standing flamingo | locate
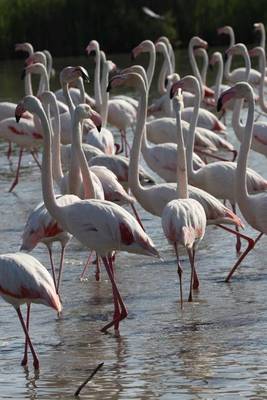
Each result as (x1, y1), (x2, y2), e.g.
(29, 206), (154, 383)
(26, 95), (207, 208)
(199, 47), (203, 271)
(16, 96), (159, 334)
(0, 252), (61, 369)
(217, 82), (267, 281)
(162, 91), (206, 307)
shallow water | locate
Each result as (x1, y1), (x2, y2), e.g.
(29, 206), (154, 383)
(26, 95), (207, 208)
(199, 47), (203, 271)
(0, 49), (267, 399)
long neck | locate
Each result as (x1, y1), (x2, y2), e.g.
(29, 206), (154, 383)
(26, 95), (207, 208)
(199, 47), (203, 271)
(100, 61), (109, 127)
(25, 73), (33, 96)
(187, 80), (201, 178)
(94, 45), (102, 110)
(62, 81), (75, 117)
(129, 80), (147, 197)
(76, 77), (85, 103)
(37, 66), (50, 96)
(146, 45), (156, 90)
(72, 116), (96, 199)
(235, 89), (254, 208)
(169, 43), (175, 73)
(214, 55), (224, 102)
(37, 103), (64, 223)
(232, 47), (251, 132)
(257, 49), (267, 112)
(157, 47), (172, 95)
(175, 105), (188, 199)
(260, 25), (266, 49)
(224, 29), (235, 80)
(189, 43), (204, 99)
(199, 49), (209, 85)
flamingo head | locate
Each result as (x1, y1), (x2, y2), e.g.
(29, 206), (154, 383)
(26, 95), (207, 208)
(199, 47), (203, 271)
(172, 89), (184, 112)
(131, 40), (154, 59)
(60, 66), (90, 85)
(190, 36), (208, 50)
(106, 60), (117, 74)
(209, 51), (222, 70)
(15, 42), (34, 55)
(25, 51), (46, 67)
(107, 71), (146, 92)
(254, 22), (264, 32)
(74, 104), (102, 132)
(217, 25), (233, 36)
(170, 75), (199, 99)
(248, 46), (262, 58)
(21, 62), (46, 80)
(85, 40), (99, 56)
(15, 95), (42, 123)
(217, 82), (253, 112)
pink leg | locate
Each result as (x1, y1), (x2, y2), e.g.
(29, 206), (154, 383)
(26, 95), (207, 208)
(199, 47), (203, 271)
(254, 232), (264, 246)
(174, 242), (183, 308)
(217, 224), (255, 282)
(47, 246), (57, 290)
(21, 303), (31, 366)
(231, 150), (238, 162)
(187, 249), (195, 302)
(7, 141), (12, 160)
(8, 148), (23, 192)
(56, 244), (66, 293)
(231, 203), (242, 253)
(192, 249), (200, 290)
(100, 256), (128, 334)
(95, 256), (101, 281)
(30, 150), (42, 170)
(80, 251), (94, 280)
(16, 306), (39, 370)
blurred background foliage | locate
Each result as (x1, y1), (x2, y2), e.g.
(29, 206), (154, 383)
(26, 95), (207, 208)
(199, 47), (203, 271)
(0, 0), (266, 59)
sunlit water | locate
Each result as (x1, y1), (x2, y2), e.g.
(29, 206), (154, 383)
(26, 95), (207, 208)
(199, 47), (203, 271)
(0, 48), (267, 399)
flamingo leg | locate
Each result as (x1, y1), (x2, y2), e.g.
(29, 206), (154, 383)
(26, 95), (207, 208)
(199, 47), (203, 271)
(21, 303), (31, 367)
(30, 150), (42, 170)
(231, 203), (242, 253)
(187, 248), (195, 302)
(56, 244), (66, 293)
(16, 306), (39, 370)
(231, 150), (238, 162)
(192, 249), (200, 290)
(254, 232), (264, 246)
(80, 251), (94, 281)
(130, 202), (145, 231)
(217, 224), (255, 282)
(47, 245), (57, 290)
(95, 256), (101, 282)
(6, 141), (13, 161)
(174, 242), (183, 308)
(100, 256), (128, 334)
(8, 147), (23, 192)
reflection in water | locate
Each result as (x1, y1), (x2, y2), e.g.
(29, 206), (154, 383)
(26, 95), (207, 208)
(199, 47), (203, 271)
(1, 52), (267, 399)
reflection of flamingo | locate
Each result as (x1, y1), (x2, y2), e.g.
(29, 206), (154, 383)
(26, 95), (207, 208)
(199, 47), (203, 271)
(0, 252), (61, 369)
(217, 82), (266, 281)
(16, 96), (159, 335)
(162, 91), (206, 307)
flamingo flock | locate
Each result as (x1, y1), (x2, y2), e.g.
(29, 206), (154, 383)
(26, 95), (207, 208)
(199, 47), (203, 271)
(1, 22), (267, 372)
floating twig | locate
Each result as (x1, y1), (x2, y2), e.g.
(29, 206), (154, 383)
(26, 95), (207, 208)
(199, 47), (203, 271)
(74, 362), (104, 396)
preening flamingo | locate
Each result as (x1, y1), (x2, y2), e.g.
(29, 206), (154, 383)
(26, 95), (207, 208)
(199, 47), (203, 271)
(217, 82), (267, 281)
(0, 252), (61, 369)
(16, 96), (159, 335)
(162, 91), (206, 307)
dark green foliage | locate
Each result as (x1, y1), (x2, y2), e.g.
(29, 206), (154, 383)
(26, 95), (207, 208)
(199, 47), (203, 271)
(0, 0), (266, 59)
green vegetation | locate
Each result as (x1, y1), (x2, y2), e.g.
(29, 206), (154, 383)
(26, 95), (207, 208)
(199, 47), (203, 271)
(0, 0), (266, 59)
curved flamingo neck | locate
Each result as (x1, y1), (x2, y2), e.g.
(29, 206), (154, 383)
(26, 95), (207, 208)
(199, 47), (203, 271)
(189, 42), (204, 99)
(129, 77), (148, 197)
(235, 87), (255, 210)
(259, 25), (266, 49)
(146, 42), (156, 90)
(76, 77), (86, 103)
(93, 44), (102, 110)
(174, 102), (188, 199)
(213, 53), (224, 102)
(37, 65), (50, 96)
(187, 78), (201, 179)
(62, 80), (75, 117)
(197, 48), (209, 85)
(232, 46), (251, 134)
(256, 48), (267, 112)
(224, 28), (235, 80)
(100, 57), (109, 127)
(72, 113), (96, 199)
(157, 44), (172, 95)
(35, 101), (64, 224)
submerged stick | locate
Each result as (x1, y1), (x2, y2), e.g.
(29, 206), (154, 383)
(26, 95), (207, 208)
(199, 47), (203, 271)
(74, 362), (104, 396)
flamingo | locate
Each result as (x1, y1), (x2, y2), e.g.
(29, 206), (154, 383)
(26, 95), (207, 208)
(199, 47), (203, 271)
(16, 96), (159, 334)
(107, 72), (245, 266)
(217, 25), (263, 85)
(162, 90), (206, 307)
(170, 75), (267, 253)
(217, 82), (267, 281)
(0, 252), (61, 369)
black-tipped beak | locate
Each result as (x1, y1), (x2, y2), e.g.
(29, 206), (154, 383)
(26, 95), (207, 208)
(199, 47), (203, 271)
(97, 124), (102, 132)
(223, 52), (228, 63)
(81, 71), (90, 83)
(107, 82), (111, 92)
(164, 77), (168, 88)
(217, 97), (223, 112)
(21, 69), (26, 80)
(15, 114), (21, 123)
(170, 88), (175, 99)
